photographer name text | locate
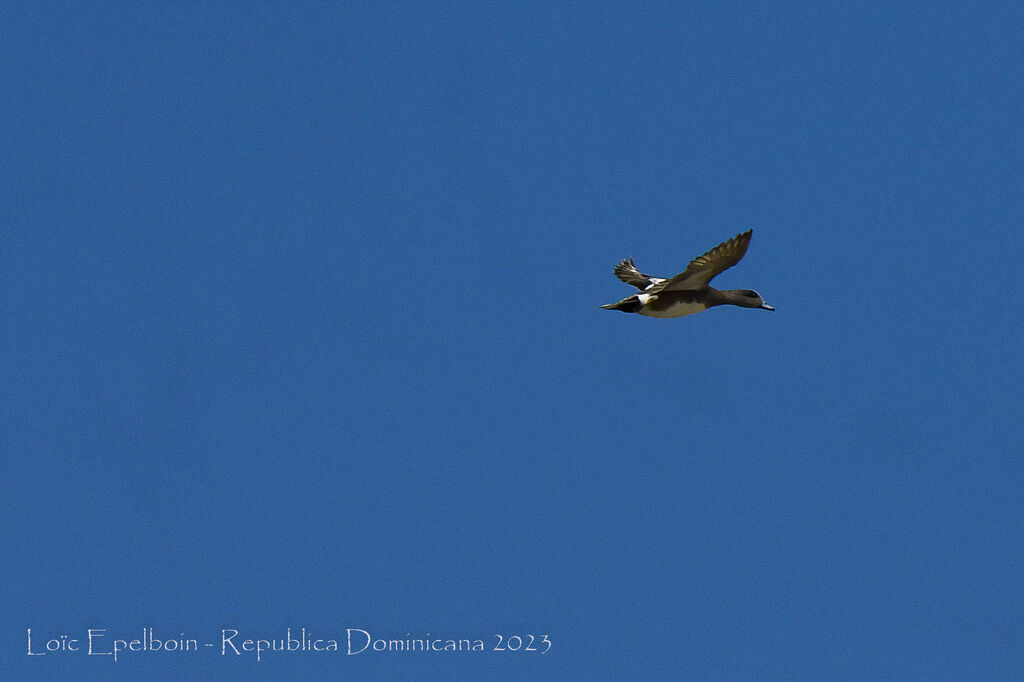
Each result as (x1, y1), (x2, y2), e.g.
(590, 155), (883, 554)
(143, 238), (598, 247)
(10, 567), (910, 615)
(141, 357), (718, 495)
(26, 627), (551, 662)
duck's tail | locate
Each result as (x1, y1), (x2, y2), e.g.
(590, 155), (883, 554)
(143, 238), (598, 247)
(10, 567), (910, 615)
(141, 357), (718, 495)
(600, 296), (642, 313)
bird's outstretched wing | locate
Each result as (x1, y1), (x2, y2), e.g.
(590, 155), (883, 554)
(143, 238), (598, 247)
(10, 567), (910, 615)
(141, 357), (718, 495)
(654, 230), (753, 292)
(613, 257), (667, 291)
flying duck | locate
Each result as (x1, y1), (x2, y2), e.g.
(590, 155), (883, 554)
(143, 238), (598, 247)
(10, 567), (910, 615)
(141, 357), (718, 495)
(601, 229), (774, 318)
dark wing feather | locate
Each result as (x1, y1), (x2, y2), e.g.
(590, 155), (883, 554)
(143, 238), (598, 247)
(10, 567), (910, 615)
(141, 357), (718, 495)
(654, 230), (753, 292)
(613, 257), (666, 291)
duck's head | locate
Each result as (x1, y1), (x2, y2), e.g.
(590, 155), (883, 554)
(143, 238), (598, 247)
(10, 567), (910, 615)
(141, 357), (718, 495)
(726, 289), (774, 311)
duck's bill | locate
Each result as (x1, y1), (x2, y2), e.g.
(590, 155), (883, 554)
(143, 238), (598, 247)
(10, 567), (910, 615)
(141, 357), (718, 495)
(760, 303), (775, 311)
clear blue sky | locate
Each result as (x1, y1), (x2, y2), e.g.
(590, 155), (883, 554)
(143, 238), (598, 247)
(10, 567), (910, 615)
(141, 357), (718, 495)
(3, 3), (1022, 680)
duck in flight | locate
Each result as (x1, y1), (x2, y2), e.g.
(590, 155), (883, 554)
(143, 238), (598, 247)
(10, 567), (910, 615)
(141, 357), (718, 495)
(601, 230), (774, 318)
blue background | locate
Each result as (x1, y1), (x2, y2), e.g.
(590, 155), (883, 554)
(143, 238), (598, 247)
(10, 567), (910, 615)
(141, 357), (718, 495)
(3, 3), (1022, 679)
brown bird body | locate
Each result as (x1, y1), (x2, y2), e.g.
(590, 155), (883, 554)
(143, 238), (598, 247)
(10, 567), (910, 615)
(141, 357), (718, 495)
(601, 230), (774, 318)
